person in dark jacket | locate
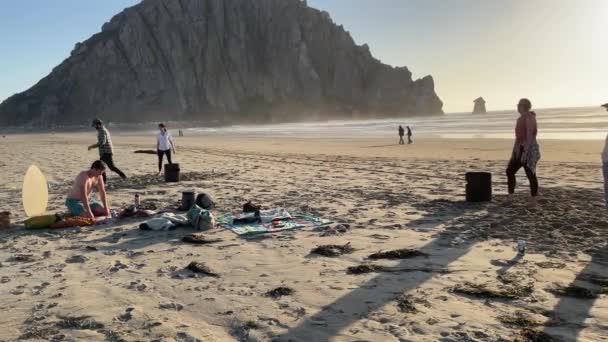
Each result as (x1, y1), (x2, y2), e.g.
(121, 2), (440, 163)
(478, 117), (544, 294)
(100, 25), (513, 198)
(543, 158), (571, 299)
(398, 125), (405, 145)
(407, 126), (413, 144)
(88, 119), (127, 183)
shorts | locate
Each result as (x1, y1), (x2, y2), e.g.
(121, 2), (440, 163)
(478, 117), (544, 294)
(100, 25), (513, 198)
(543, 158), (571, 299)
(66, 198), (102, 216)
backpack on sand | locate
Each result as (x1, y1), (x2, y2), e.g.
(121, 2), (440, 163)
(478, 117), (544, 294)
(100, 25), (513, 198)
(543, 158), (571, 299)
(187, 205), (216, 231)
(196, 193), (215, 210)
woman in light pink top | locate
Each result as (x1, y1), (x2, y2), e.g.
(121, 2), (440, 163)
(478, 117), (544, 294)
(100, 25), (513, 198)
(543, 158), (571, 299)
(506, 98), (540, 204)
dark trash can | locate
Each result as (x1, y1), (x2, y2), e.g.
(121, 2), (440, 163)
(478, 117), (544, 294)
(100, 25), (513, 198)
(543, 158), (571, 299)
(466, 172), (492, 202)
(164, 163), (180, 182)
(181, 190), (196, 211)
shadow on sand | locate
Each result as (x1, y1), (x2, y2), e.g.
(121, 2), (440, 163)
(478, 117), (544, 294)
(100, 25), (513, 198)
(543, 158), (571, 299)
(271, 187), (608, 341)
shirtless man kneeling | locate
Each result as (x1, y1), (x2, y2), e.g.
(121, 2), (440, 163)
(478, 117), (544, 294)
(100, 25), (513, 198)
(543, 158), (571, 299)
(66, 160), (111, 219)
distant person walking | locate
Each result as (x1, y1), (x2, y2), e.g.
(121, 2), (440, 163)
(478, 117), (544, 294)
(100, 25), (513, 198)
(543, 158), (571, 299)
(506, 98), (540, 205)
(602, 131), (608, 208)
(88, 119), (127, 183)
(156, 123), (176, 175)
(398, 125), (405, 145)
(407, 126), (413, 144)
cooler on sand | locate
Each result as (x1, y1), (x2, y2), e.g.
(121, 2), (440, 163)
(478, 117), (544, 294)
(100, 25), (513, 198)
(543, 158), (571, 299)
(164, 163), (180, 182)
(466, 172), (492, 202)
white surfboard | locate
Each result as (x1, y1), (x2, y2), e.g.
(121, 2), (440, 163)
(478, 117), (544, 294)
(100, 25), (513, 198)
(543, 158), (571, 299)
(22, 165), (48, 217)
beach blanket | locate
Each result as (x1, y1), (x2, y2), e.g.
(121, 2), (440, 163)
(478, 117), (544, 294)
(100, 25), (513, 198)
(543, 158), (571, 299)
(217, 211), (332, 236)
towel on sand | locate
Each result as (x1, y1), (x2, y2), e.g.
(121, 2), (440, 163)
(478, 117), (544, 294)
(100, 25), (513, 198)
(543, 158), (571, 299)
(217, 211), (332, 236)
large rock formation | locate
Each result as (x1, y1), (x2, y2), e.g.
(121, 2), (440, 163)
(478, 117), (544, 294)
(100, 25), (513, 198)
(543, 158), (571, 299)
(602, 103), (608, 112)
(472, 97), (486, 114)
(0, 0), (443, 127)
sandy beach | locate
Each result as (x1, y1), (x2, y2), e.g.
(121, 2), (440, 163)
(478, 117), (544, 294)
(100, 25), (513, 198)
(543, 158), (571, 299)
(0, 132), (607, 341)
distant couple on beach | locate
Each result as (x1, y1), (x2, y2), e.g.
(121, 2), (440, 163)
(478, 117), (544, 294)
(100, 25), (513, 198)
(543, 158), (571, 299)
(507, 98), (540, 206)
(398, 125), (412, 145)
(88, 119), (177, 178)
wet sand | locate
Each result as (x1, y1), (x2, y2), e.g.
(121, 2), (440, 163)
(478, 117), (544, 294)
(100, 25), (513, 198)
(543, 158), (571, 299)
(0, 133), (607, 341)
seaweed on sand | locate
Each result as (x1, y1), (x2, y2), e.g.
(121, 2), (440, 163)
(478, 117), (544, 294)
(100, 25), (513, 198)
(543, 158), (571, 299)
(311, 243), (354, 257)
(535, 261), (566, 269)
(395, 294), (418, 313)
(514, 328), (557, 342)
(182, 234), (223, 245)
(19, 326), (60, 340)
(265, 286), (295, 299)
(368, 248), (428, 260)
(498, 311), (541, 328)
(55, 315), (104, 330)
(347, 264), (385, 274)
(546, 284), (598, 299)
(453, 281), (533, 299)
(229, 319), (260, 341)
(186, 262), (220, 277)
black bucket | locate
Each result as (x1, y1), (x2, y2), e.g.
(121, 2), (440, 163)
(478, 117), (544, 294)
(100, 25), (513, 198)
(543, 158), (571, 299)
(466, 172), (492, 202)
(164, 163), (180, 182)
(181, 191), (196, 211)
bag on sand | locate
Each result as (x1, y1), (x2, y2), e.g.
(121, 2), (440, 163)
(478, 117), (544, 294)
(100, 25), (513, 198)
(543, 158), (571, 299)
(196, 193), (215, 210)
(243, 201), (261, 213)
(187, 205), (216, 231)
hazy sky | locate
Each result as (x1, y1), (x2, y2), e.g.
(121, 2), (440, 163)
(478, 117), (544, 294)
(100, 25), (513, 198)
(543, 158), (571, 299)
(0, 0), (605, 113)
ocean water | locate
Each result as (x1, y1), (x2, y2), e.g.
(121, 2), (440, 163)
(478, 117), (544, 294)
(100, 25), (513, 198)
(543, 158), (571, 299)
(186, 107), (608, 140)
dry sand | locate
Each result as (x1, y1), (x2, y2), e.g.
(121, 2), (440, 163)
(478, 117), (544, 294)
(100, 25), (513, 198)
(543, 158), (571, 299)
(0, 133), (607, 342)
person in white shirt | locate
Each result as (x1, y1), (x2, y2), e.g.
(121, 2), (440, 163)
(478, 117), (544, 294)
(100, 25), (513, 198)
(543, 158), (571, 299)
(156, 123), (176, 175)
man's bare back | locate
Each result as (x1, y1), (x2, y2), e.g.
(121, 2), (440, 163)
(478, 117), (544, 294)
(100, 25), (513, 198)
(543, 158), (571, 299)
(67, 171), (101, 201)
(65, 161), (110, 218)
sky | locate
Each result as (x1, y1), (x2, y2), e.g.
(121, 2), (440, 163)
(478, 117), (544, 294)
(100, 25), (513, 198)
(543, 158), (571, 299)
(0, 0), (606, 113)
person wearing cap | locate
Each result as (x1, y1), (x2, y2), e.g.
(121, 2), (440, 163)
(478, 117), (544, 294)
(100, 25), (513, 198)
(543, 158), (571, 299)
(88, 119), (127, 182)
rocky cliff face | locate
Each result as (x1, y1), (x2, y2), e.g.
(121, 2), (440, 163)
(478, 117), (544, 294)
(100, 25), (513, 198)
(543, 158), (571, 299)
(0, 0), (443, 127)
